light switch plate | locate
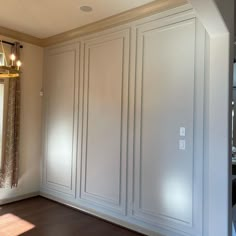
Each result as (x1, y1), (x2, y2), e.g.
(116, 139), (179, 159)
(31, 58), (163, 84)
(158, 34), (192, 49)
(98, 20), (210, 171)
(179, 140), (186, 150)
(180, 127), (186, 137)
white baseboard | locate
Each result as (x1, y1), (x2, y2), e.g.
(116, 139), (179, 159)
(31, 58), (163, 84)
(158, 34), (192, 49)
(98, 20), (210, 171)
(0, 192), (40, 205)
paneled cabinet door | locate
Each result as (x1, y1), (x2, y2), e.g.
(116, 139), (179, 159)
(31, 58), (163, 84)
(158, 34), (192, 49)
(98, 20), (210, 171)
(79, 29), (130, 215)
(132, 16), (205, 235)
(42, 43), (80, 198)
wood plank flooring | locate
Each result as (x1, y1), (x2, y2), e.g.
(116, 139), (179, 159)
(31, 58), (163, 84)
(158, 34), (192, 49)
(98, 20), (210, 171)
(0, 197), (145, 236)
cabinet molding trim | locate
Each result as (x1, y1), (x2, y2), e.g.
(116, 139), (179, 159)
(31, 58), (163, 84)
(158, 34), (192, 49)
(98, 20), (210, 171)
(42, 43), (80, 198)
(80, 29), (130, 215)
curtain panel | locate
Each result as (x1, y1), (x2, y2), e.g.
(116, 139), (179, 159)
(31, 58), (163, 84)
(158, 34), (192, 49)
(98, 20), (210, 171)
(0, 42), (21, 188)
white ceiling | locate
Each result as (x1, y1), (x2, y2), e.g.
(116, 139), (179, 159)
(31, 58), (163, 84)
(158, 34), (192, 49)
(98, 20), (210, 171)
(0, 0), (155, 38)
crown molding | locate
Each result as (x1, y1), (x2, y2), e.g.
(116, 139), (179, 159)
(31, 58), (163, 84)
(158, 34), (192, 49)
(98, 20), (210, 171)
(41, 0), (188, 47)
(0, 0), (188, 47)
(0, 26), (42, 46)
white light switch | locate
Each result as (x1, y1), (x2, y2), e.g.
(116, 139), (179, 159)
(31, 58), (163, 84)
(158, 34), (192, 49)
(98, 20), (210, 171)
(40, 88), (44, 97)
(179, 140), (186, 150)
(180, 127), (186, 137)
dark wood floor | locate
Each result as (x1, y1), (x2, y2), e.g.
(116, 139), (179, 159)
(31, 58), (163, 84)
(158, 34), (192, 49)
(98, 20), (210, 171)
(0, 196), (144, 236)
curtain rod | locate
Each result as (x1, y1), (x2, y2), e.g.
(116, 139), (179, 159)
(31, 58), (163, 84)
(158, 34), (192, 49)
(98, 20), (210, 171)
(1, 40), (23, 48)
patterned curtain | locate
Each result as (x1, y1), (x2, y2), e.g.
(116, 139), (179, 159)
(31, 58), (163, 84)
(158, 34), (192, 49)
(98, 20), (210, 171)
(0, 42), (21, 188)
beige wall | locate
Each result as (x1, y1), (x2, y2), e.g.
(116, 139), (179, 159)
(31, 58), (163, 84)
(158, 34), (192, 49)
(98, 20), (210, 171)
(0, 36), (43, 201)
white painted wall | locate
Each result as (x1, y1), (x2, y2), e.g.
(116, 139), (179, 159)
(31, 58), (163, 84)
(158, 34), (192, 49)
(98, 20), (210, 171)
(0, 36), (43, 201)
(189, 0), (234, 236)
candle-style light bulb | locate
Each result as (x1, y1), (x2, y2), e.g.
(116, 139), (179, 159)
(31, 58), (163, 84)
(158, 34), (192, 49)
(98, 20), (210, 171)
(10, 54), (16, 66)
(16, 60), (22, 70)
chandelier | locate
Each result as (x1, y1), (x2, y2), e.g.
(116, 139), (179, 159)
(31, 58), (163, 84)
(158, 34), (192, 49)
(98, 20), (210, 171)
(0, 40), (22, 78)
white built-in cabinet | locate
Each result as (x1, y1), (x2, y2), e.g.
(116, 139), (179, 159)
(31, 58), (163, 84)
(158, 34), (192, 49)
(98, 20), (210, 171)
(42, 43), (80, 197)
(41, 7), (205, 236)
(79, 29), (130, 215)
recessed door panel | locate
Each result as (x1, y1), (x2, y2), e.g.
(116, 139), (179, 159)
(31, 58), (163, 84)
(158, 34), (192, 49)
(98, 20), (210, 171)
(134, 19), (196, 224)
(43, 44), (79, 196)
(81, 30), (129, 214)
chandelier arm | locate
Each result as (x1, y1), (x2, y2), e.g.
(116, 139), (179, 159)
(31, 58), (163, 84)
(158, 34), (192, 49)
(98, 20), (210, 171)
(0, 41), (22, 78)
